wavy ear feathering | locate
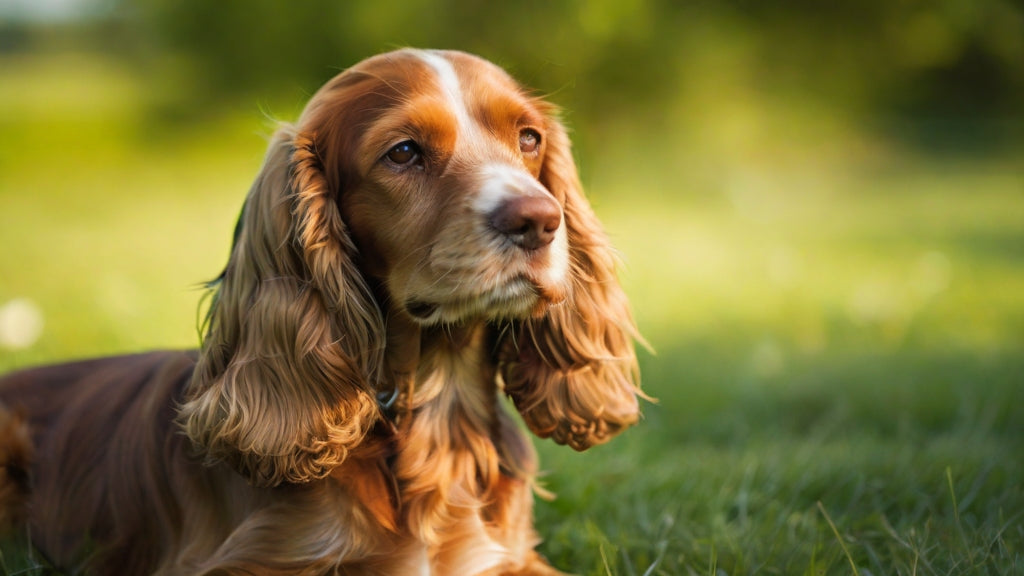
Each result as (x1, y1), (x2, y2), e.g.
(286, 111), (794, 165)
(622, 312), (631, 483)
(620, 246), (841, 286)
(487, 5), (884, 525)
(178, 126), (385, 488)
(498, 110), (644, 451)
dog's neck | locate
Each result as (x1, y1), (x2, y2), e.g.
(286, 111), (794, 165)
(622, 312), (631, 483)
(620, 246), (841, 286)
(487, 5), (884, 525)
(380, 309), (497, 421)
(390, 320), (508, 551)
(410, 322), (493, 413)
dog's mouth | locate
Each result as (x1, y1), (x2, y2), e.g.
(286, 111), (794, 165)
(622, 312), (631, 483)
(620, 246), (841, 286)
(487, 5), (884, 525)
(405, 275), (560, 325)
(405, 300), (440, 321)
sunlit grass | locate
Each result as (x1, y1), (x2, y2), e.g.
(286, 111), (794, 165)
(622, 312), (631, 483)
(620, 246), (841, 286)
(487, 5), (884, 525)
(1, 52), (1022, 575)
(601, 164), (1024, 350)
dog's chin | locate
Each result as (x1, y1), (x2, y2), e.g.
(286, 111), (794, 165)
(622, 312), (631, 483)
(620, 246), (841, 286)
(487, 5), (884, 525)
(404, 276), (565, 326)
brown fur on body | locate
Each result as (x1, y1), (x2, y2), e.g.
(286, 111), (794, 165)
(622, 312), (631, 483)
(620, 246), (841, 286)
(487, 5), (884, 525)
(0, 49), (641, 575)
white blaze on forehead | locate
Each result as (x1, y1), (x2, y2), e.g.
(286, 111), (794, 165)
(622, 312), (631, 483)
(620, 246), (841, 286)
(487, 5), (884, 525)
(414, 50), (475, 133)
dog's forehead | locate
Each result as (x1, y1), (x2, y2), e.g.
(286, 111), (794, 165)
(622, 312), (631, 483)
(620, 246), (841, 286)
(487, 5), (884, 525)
(416, 50), (519, 95)
(347, 49), (529, 119)
(361, 49), (514, 87)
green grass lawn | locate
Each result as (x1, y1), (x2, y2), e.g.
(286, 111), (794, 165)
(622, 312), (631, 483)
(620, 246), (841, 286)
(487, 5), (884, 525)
(1, 53), (1022, 575)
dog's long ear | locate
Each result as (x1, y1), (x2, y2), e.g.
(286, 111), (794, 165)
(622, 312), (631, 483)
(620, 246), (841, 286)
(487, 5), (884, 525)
(499, 112), (643, 451)
(180, 127), (384, 487)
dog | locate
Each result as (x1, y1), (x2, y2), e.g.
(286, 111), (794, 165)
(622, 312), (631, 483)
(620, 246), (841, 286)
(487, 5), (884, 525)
(0, 48), (641, 575)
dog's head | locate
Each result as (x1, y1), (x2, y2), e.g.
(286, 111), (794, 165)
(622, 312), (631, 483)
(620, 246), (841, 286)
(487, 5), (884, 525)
(309, 50), (571, 324)
(180, 49), (641, 487)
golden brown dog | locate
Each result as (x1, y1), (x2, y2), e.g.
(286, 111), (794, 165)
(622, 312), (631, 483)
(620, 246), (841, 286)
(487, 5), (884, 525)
(0, 49), (641, 575)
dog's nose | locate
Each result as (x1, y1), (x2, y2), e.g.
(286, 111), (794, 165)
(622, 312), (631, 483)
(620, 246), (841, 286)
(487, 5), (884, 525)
(489, 195), (562, 250)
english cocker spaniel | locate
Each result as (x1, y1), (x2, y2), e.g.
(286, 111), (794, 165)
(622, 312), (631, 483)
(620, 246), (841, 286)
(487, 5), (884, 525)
(0, 49), (641, 575)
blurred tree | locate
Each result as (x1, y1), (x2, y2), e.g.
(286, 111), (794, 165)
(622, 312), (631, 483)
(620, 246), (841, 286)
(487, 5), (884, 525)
(1, 0), (1020, 151)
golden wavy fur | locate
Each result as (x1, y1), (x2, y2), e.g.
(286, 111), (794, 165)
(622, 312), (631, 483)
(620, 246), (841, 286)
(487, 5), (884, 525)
(0, 49), (641, 575)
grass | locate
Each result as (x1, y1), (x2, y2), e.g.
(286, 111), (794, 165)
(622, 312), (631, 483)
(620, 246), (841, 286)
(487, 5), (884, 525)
(533, 346), (1022, 575)
(1, 52), (1022, 575)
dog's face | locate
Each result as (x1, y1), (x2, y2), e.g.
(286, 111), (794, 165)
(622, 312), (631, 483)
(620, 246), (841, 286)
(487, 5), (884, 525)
(301, 49), (570, 326)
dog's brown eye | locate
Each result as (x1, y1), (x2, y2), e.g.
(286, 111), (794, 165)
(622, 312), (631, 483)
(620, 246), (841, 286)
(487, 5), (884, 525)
(385, 141), (421, 166)
(519, 130), (540, 155)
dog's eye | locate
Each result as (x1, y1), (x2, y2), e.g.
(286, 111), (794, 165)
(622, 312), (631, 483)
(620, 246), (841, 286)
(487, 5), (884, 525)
(384, 141), (421, 167)
(519, 129), (541, 155)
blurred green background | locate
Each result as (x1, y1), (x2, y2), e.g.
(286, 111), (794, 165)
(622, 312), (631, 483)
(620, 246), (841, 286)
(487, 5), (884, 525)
(1, 1), (1022, 574)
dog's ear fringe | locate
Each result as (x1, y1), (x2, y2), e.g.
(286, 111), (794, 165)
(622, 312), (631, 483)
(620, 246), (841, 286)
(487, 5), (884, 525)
(179, 126), (384, 487)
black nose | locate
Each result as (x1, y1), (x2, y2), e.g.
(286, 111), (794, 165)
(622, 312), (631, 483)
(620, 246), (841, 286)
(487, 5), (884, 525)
(489, 195), (562, 250)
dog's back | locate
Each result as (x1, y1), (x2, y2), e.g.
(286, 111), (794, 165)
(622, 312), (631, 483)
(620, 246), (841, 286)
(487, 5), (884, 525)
(0, 351), (197, 573)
